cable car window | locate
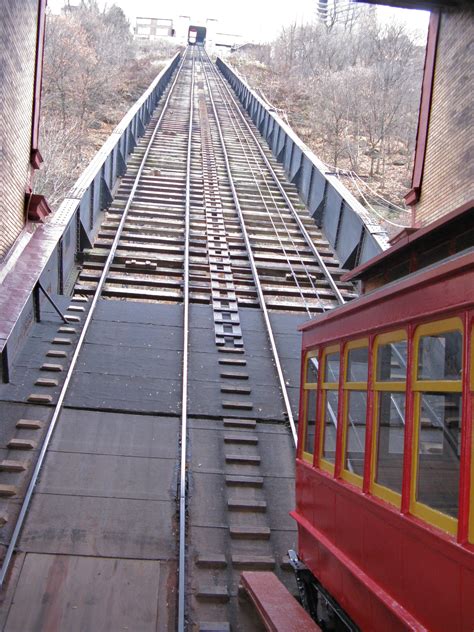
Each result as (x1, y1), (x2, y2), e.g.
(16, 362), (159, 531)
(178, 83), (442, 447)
(324, 352), (340, 383)
(372, 332), (407, 507)
(418, 331), (462, 380)
(320, 346), (340, 473)
(377, 340), (407, 381)
(341, 340), (369, 487)
(302, 352), (318, 463)
(411, 318), (463, 536)
(344, 391), (367, 476)
(322, 390), (338, 464)
(375, 392), (406, 496)
(304, 389), (317, 458)
(416, 393), (461, 518)
(347, 347), (369, 382)
(307, 355), (319, 385)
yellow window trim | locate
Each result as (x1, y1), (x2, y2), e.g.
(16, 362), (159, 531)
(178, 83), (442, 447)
(414, 317), (463, 339)
(410, 391), (459, 536)
(413, 317), (463, 385)
(341, 469), (363, 487)
(320, 458), (335, 475)
(372, 481), (401, 509)
(409, 318), (463, 537)
(345, 382), (367, 391)
(373, 329), (407, 387)
(346, 338), (369, 350)
(374, 382), (406, 392)
(375, 329), (407, 346)
(302, 351), (318, 463)
(410, 500), (458, 536)
(413, 381), (462, 393)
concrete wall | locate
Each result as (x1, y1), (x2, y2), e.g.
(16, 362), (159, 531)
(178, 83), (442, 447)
(0, 0), (38, 260)
(415, 10), (474, 226)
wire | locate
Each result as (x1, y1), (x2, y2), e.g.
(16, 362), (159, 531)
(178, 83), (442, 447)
(212, 71), (316, 315)
(348, 172), (410, 228)
(207, 53), (330, 314)
(210, 54), (345, 306)
(324, 161), (411, 213)
(350, 170), (411, 213)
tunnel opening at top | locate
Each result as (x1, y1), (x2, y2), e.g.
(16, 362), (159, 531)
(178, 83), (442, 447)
(189, 25), (206, 43)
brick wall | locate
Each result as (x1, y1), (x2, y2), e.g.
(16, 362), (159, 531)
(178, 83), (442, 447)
(415, 10), (474, 227)
(0, 1), (38, 260)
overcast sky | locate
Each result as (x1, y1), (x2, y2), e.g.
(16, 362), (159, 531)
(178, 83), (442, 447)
(48, 1), (430, 42)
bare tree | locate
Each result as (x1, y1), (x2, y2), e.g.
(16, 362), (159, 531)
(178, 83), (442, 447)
(36, 3), (178, 207)
(231, 7), (425, 208)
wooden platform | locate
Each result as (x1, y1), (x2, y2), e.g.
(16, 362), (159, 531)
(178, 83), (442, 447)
(240, 571), (321, 632)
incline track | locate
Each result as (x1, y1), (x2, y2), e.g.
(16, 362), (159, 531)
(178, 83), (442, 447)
(0, 46), (356, 632)
(77, 53), (355, 313)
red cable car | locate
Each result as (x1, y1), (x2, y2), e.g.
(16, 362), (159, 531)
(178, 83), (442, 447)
(292, 219), (474, 630)
(188, 27), (197, 45)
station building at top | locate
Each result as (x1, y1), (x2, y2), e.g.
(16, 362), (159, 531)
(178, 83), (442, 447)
(0, 0), (48, 262)
(350, 0), (473, 291)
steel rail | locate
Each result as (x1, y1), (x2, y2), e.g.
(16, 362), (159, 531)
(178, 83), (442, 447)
(204, 50), (345, 306)
(178, 47), (195, 632)
(214, 100), (328, 312)
(207, 66), (326, 315)
(0, 49), (189, 588)
(199, 49), (298, 445)
(210, 84), (315, 316)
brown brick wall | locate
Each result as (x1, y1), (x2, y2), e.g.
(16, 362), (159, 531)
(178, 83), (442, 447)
(0, 1), (38, 260)
(415, 10), (474, 227)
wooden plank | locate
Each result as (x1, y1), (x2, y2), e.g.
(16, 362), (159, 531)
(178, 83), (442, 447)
(4, 554), (167, 632)
(240, 571), (321, 632)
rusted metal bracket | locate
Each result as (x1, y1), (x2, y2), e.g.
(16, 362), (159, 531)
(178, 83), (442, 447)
(34, 282), (68, 324)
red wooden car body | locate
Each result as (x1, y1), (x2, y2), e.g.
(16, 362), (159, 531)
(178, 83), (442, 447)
(293, 251), (474, 631)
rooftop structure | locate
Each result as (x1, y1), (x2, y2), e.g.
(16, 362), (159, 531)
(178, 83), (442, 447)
(134, 16), (174, 41)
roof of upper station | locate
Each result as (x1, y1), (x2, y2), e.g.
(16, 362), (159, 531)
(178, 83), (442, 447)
(341, 201), (473, 284)
(356, 1), (472, 11)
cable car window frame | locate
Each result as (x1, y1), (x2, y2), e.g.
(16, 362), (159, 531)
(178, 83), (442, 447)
(410, 317), (464, 537)
(301, 349), (319, 464)
(319, 344), (340, 475)
(341, 338), (369, 488)
(370, 330), (407, 509)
